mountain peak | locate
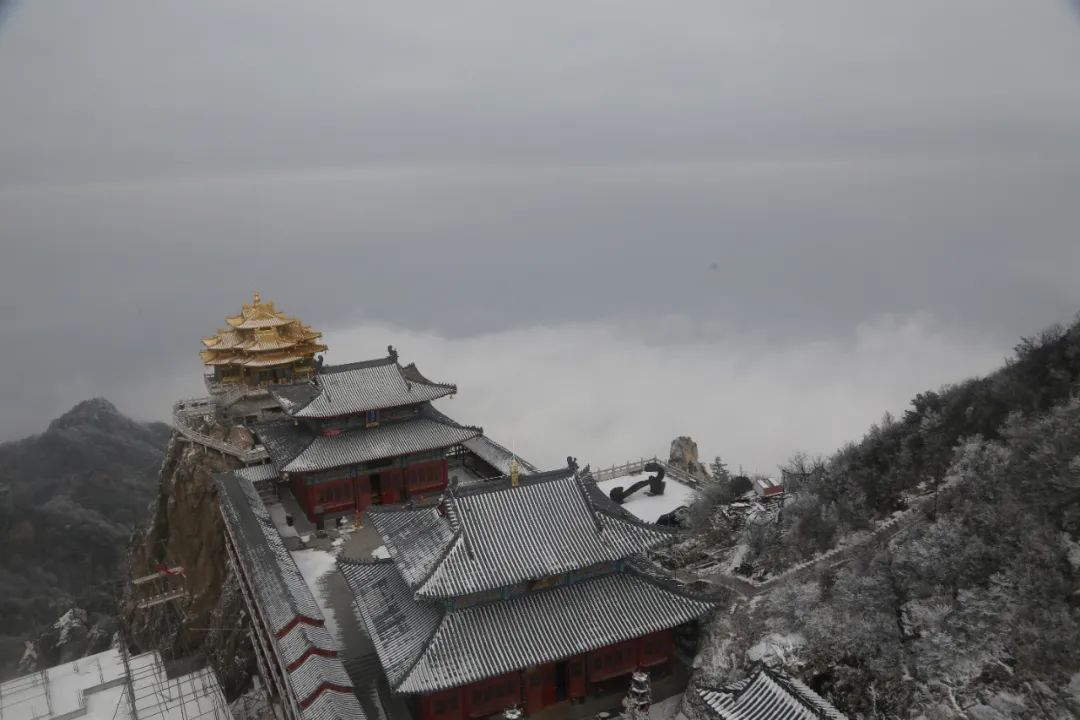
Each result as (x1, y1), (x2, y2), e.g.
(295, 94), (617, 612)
(48, 398), (124, 432)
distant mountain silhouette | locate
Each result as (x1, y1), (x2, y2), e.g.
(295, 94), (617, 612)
(0, 398), (170, 677)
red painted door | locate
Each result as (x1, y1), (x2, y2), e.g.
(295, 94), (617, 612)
(567, 656), (586, 700)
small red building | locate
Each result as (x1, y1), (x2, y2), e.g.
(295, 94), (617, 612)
(255, 349), (484, 522)
(342, 466), (716, 720)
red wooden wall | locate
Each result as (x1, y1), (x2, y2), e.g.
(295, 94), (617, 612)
(464, 672), (520, 719)
(637, 630), (673, 668)
(524, 663), (555, 714)
(587, 639), (638, 682)
(413, 630), (674, 720)
(294, 459), (450, 521)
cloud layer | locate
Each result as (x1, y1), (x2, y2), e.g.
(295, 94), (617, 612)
(121, 312), (1003, 473)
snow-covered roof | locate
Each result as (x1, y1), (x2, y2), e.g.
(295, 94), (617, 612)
(255, 405), (481, 474)
(368, 469), (676, 599)
(341, 559), (715, 694)
(699, 667), (847, 720)
(215, 471), (364, 720)
(0, 648), (229, 720)
(269, 356), (456, 419)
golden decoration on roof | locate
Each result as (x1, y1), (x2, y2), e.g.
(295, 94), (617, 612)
(201, 291), (328, 386)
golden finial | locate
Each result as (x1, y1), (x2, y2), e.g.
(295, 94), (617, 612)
(510, 438), (519, 487)
(253, 290), (261, 305)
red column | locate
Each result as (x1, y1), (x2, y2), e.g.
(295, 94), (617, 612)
(354, 475), (372, 513)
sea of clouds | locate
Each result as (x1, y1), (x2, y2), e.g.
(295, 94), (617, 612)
(125, 312), (1006, 474)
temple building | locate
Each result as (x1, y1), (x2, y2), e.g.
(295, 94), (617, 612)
(202, 291), (327, 389)
(194, 293), (532, 521)
(695, 667), (847, 720)
(253, 346), (525, 523)
(341, 465), (716, 720)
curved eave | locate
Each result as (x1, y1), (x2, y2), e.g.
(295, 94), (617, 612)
(294, 384), (455, 420)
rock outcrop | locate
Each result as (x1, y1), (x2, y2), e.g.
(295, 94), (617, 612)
(126, 423), (254, 698)
(669, 436), (711, 479)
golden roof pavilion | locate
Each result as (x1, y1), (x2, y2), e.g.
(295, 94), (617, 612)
(201, 292), (327, 386)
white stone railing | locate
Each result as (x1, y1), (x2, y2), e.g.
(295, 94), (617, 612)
(173, 397), (268, 464)
(592, 456), (710, 489)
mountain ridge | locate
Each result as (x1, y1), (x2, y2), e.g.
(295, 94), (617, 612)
(0, 397), (170, 678)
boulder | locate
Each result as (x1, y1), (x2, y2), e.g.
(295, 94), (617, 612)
(226, 425), (255, 450)
(669, 436), (710, 478)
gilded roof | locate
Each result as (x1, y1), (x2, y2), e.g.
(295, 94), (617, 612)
(201, 292), (327, 370)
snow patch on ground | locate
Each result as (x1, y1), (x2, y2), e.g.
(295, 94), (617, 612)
(267, 502), (299, 538)
(371, 545), (391, 560)
(596, 474), (698, 523)
(650, 694), (682, 720)
(1064, 533), (1080, 571)
(747, 632), (806, 667)
(724, 544), (749, 574)
(291, 548), (341, 642)
(1068, 672), (1080, 704)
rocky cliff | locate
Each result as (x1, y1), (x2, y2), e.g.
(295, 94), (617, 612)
(126, 418), (256, 698)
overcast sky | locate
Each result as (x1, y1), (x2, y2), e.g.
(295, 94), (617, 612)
(2, 1), (1079, 471)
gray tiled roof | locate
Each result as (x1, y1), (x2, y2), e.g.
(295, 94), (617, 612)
(302, 690), (369, 720)
(342, 560), (714, 694)
(278, 622), (336, 668)
(461, 436), (539, 476)
(288, 654), (353, 707)
(269, 356), (456, 419)
(366, 505), (455, 589)
(235, 463), (279, 483)
(254, 421), (314, 473)
(217, 473), (323, 632)
(256, 406), (481, 474)
(368, 470), (675, 599)
(699, 668), (847, 720)
(215, 471), (365, 720)
(338, 561), (442, 688)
